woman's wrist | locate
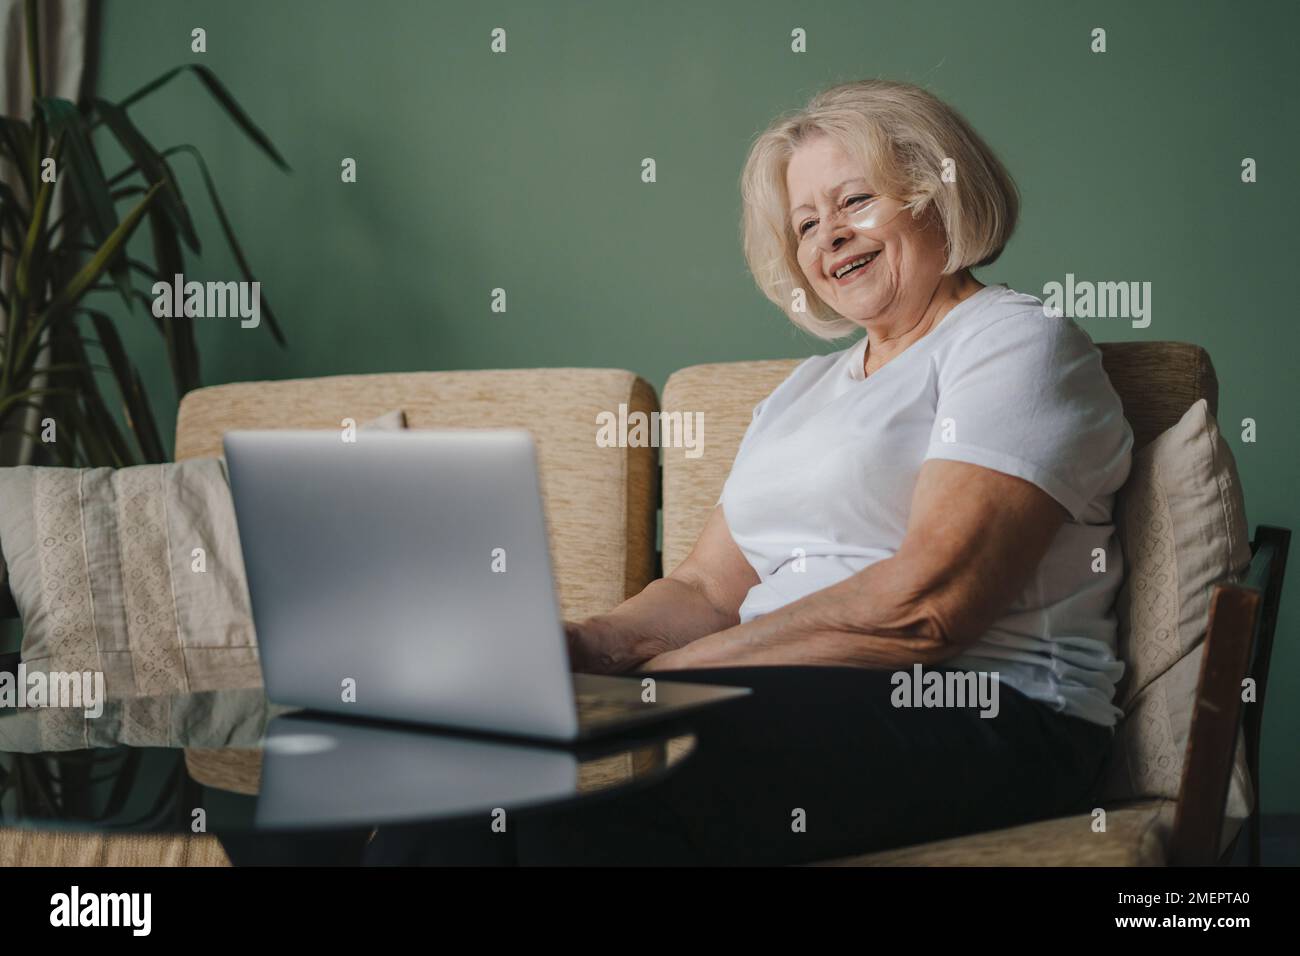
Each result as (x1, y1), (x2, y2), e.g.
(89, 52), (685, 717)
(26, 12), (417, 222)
(579, 615), (667, 674)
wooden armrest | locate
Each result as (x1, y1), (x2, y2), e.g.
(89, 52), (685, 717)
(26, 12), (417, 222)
(1168, 526), (1290, 865)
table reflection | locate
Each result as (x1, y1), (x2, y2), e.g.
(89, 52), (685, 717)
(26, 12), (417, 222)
(0, 686), (695, 833)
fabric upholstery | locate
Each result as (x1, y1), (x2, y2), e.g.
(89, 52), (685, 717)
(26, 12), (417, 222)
(818, 799), (1173, 866)
(173, 369), (659, 620)
(0, 829), (231, 867)
(0, 412), (404, 698)
(1101, 398), (1254, 829)
(662, 359), (799, 573)
(0, 687), (283, 753)
(0, 458), (259, 697)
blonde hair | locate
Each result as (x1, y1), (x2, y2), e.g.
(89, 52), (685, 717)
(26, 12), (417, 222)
(740, 79), (1020, 339)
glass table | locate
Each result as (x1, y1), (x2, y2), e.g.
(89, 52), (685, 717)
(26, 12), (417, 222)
(0, 686), (697, 849)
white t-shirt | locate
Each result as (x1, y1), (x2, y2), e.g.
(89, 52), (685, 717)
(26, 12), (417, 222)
(718, 283), (1134, 727)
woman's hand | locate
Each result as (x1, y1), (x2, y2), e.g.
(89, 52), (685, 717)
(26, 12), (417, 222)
(639, 648), (689, 672)
(559, 506), (755, 674)
(626, 459), (1073, 671)
(563, 618), (612, 673)
(564, 617), (678, 675)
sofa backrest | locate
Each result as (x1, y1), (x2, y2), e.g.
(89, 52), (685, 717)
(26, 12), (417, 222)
(174, 369), (659, 621)
(660, 359), (800, 573)
(658, 341), (1218, 572)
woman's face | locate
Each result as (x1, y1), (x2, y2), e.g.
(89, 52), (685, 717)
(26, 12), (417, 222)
(787, 136), (947, 327)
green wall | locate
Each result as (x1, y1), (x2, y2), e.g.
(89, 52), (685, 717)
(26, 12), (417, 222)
(94, 0), (1300, 810)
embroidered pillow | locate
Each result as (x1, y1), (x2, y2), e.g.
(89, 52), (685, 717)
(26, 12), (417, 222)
(1101, 398), (1253, 845)
(0, 410), (407, 699)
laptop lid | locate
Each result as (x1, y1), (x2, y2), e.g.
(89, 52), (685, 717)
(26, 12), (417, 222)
(223, 429), (579, 740)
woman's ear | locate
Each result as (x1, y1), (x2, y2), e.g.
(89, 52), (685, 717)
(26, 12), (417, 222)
(912, 200), (944, 234)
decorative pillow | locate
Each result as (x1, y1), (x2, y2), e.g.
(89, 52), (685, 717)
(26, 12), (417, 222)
(0, 687), (289, 753)
(1101, 398), (1254, 835)
(0, 410), (407, 700)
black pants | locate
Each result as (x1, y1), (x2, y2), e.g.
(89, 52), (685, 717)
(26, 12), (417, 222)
(363, 665), (1114, 866)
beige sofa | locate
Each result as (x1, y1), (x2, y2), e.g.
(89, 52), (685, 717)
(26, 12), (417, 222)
(0, 343), (1288, 866)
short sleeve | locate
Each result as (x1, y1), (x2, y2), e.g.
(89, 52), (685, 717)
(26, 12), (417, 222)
(716, 396), (769, 506)
(736, 396), (769, 456)
(924, 312), (1133, 521)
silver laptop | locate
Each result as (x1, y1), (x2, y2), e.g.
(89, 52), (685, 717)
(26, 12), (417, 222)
(223, 428), (749, 741)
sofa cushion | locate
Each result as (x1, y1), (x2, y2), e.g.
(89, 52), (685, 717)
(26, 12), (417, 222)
(661, 360), (800, 571)
(1101, 398), (1253, 829)
(0, 686), (281, 753)
(0, 411), (405, 699)
(173, 369), (658, 620)
(0, 830), (231, 867)
(0, 458), (259, 697)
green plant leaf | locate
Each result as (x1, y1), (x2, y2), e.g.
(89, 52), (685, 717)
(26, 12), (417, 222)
(127, 288), (166, 338)
(0, 386), (80, 419)
(84, 311), (166, 462)
(36, 97), (134, 310)
(14, 153), (56, 302)
(0, 181), (30, 254)
(58, 242), (162, 281)
(0, 118), (35, 202)
(145, 200), (200, 395)
(92, 98), (200, 253)
(115, 65), (290, 171)
(163, 145), (287, 347)
(40, 182), (161, 321)
(36, 99), (115, 240)
(49, 321), (135, 467)
(44, 185), (148, 243)
(9, 360), (97, 379)
(72, 393), (131, 467)
(0, 406), (61, 451)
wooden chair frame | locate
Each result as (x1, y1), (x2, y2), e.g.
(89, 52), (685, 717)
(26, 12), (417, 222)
(1169, 524), (1290, 866)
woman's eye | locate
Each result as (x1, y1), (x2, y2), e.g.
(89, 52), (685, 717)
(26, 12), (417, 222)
(799, 195), (874, 237)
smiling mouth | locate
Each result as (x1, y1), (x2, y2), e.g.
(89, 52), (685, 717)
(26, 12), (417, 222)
(832, 251), (880, 283)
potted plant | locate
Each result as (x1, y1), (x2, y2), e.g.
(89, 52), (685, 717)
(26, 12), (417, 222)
(0, 0), (289, 826)
(0, 0), (289, 470)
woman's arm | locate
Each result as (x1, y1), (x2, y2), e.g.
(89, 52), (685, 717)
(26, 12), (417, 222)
(565, 505), (760, 673)
(641, 457), (1070, 671)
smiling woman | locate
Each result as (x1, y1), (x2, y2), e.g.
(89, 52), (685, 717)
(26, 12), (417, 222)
(372, 79), (1134, 867)
(749, 79), (1019, 341)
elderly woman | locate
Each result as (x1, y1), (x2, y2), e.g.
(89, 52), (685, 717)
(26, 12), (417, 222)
(374, 79), (1133, 867)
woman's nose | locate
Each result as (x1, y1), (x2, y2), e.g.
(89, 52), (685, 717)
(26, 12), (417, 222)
(818, 218), (856, 252)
